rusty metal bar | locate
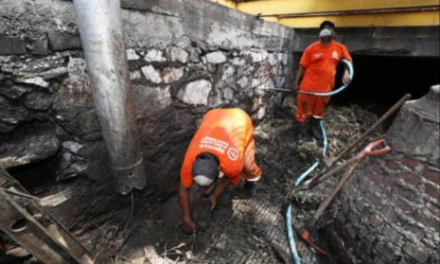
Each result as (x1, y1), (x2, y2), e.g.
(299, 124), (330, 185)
(262, 5), (439, 18)
(72, 0), (146, 194)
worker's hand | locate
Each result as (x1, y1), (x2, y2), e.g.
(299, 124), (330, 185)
(183, 218), (196, 234)
(210, 194), (217, 211)
(342, 74), (351, 85)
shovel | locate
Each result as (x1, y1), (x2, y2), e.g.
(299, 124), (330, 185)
(293, 139), (391, 254)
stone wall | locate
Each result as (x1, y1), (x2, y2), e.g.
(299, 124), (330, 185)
(0, 0), (295, 197)
(329, 86), (440, 264)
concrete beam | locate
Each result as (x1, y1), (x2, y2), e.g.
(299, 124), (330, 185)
(212, 0), (439, 28)
(293, 26), (440, 57)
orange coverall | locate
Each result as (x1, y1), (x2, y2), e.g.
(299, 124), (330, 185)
(295, 41), (352, 123)
(181, 108), (262, 188)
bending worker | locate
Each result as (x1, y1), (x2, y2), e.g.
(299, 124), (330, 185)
(179, 108), (262, 233)
(293, 20), (353, 140)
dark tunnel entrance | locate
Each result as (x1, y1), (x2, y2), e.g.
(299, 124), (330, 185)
(331, 55), (440, 112)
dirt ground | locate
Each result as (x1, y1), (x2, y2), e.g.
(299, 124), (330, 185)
(1, 98), (383, 264)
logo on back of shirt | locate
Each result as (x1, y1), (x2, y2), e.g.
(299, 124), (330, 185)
(227, 147), (239, 161)
(332, 51), (339, 60)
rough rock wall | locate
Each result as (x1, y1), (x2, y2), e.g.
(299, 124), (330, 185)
(329, 86), (440, 264)
(0, 0), (295, 197)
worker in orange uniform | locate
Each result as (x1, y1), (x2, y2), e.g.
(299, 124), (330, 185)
(293, 21), (353, 140)
(179, 108), (262, 233)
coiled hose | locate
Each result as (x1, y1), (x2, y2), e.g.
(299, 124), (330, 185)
(286, 59), (353, 264)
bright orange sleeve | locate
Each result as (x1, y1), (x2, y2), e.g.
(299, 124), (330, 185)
(242, 138), (262, 179)
(340, 44), (352, 62)
(299, 46), (312, 68)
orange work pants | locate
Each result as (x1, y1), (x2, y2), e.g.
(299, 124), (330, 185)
(295, 94), (331, 123)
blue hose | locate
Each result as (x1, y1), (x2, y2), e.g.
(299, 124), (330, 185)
(295, 161), (319, 187)
(295, 120), (327, 187)
(300, 59), (354, 97)
(321, 121), (328, 156)
(286, 59), (353, 264)
(286, 204), (302, 264)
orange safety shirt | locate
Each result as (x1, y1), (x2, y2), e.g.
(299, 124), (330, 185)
(181, 108), (261, 188)
(299, 41), (352, 93)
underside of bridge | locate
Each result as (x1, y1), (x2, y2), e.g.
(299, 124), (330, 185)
(0, 0), (439, 264)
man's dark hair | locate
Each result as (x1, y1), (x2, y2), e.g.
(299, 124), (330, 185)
(320, 20), (335, 30)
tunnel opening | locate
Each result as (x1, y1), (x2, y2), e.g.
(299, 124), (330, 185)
(331, 55), (439, 117)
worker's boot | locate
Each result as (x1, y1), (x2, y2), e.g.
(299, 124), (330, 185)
(310, 118), (323, 140)
(293, 123), (304, 141)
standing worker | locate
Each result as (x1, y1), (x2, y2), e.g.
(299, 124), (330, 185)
(293, 21), (353, 140)
(179, 108), (262, 233)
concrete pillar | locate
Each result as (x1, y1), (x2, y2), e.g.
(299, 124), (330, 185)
(73, 0), (146, 194)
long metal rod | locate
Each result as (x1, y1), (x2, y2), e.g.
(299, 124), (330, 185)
(307, 160), (362, 230)
(327, 93), (411, 170)
(73, 0), (146, 194)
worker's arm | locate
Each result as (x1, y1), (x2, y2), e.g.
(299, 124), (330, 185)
(210, 177), (231, 211)
(292, 66), (305, 91)
(342, 67), (351, 84)
(179, 183), (196, 233)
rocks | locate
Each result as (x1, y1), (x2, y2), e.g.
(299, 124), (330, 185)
(16, 77), (50, 88)
(176, 35), (192, 50)
(232, 58), (246, 67)
(237, 76), (249, 89)
(204, 51), (227, 64)
(141, 65), (161, 84)
(31, 37), (49, 55)
(52, 108), (101, 141)
(38, 67), (68, 80)
(53, 58), (93, 110)
(0, 84), (31, 100)
(23, 91), (52, 111)
(48, 32), (82, 51)
(248, 51), (268, 63)
(56, 141), (89, 181)
(404, 243), (429, 263)
(215, 234), (228, 250)
(281, 53), (289, 65)
(0, 97), (30, 132)
(130, 70), (142, 81)
(126, 49), (140, 61)
(0, 124), (60, 168)
(131, 85), (172, 116)
(144, 49), (166, 62)
(56, 151), (88, 181)
(178, 80), (212, 105)
(0, 35), (26, 55)
(141, 65), (184, 84)
(268, 53), (278, 66)
(166, 47), (189, 64)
